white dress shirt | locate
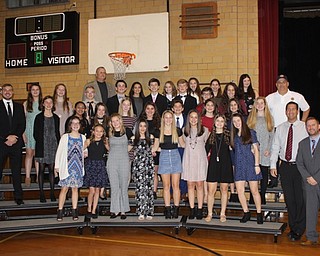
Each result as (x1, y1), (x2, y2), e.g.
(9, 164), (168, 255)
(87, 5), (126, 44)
(2, 99), (13, 115)
(270, 120), (308, 168)
(174, 114), (184, 128)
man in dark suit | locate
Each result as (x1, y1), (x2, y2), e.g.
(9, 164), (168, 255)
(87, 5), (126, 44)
(143, 78), (167, 116)
(0, 84), (26, 205)
(107, 79), (128, 115)
(174, 79), (197, 115)
(297, 117), (320, 246)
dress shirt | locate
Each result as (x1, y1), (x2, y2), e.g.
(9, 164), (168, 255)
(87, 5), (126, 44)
(2, 99), (13, 115)
(178, 94), (187, 104)
(266, 90), (310, 127)
(270, 120), (308, 168)
(310, 134), (320, 155)
(174, 114), (184, 128)
(151, 93), (158, 103)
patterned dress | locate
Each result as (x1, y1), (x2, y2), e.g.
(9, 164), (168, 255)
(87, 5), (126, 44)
(59, 135), (84, 187)
(83, 140), (108, 187)
(132, 138), (155, 216)
(25, 101), (41, 149)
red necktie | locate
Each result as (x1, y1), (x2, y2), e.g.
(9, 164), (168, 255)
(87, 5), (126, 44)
(285, 124), (293, 161)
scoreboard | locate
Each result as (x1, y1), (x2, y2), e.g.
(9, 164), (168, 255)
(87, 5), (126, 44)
(5, 11), (79, 68)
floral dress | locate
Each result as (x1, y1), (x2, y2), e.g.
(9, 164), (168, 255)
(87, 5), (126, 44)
(132, 138), (155, 217)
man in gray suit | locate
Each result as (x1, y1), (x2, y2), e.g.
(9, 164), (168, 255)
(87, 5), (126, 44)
(297, 117), (320, 246)
(83, 66), (116, 106)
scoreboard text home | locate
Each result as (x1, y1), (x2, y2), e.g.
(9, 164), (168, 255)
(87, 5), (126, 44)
(5, 11), (79, 68)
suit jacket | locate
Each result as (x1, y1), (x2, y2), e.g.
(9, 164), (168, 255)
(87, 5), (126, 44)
(107, 95), (122, 115)
(83, 80), (116, 105)
(34, 112), (60, 158)
(0, 100), (25, 145)
(143, 94), (167, 116)
(297, 137), (320, 185)
(174, 95), (197, 115)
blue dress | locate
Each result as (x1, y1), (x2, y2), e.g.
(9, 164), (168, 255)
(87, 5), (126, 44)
(233, 129), (262, 181)
(59, 135), (84, 188)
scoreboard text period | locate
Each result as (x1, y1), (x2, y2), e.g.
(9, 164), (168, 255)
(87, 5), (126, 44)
(5, 11), (79, 68)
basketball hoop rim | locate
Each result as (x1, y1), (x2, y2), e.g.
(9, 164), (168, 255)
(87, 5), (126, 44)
(108, 52), (136, 60)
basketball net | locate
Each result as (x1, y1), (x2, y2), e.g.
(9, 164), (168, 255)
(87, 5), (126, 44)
(108, 52), (136, 80)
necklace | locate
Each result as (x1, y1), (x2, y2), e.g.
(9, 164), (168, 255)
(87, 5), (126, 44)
(215, 133), (223, 162)
(189, 130), (198, 150)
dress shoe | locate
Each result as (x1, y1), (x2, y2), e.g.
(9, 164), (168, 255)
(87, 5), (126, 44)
(301, 240), (318, 246)
(287, 231), (295, 239)
(120, 214), (127, 220)
(257, 213), (263, 224)
(189, 207), (196, 219)
(25, 177), (31, 187)
(50, 194), (57, 202)
(86, 211), (92, 218)
(205, 214), (212, 222)
(110, 213), (118, 219)
(196, 208), (203, 220)
(153, 191), (157, 200)
(92, 212), (98, 219)
(15, 199), (24, 205)
(290, 233), (302, 241)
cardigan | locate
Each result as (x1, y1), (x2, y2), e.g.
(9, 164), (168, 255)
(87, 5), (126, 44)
(54, 133), (86, 180)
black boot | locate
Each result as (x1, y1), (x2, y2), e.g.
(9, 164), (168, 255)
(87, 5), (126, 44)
(164, 206), (172, 219)
(196, 208), (203, 220)
(40, 192), (46, 203)
(189, 207), (196, 219)
(257, 212), (263, 224)
(57, 209), (63, 221)
(172, 205), (179, 219)
(72, 208), (79, 221)
(240, 211), (251, 223)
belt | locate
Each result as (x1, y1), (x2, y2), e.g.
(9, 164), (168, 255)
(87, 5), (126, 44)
(281, 160), (296, 165)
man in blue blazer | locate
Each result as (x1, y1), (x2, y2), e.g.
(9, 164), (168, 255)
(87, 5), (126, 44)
(0, 84), (26, 205)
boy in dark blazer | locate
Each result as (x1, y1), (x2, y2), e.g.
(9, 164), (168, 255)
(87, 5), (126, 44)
(107, 80), (128, 115)
(174, 79), (197, 115)
(143, 78), (167, 116)
(0, 84), (26, 205)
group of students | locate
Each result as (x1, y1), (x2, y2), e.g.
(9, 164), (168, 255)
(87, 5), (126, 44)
(22, 73), (272, 224)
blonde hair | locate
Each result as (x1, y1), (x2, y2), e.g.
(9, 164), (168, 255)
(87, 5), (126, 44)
(118, 97), (134, 117)
(159, 110), (179, 144)
(247, 96), (274, 132)
(109, 113), (126, 137)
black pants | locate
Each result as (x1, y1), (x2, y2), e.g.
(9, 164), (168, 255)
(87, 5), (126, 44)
(0, 142), (23, 200)
(279, 161), (306, 235)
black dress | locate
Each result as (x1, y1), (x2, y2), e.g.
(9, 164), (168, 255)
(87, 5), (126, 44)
(206, 133), (233, 183)
(83, 140), (108, 187)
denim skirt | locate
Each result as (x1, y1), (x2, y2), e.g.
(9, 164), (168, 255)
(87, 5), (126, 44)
(158, 149), (182, 174)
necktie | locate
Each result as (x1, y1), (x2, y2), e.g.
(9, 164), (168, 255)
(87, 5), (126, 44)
(311, 139), (316, 156)
(285, 124), (293, 161)
(176, 117), (180, 128)
(88, 102), (94, 118)
(7, 102), (13, 128)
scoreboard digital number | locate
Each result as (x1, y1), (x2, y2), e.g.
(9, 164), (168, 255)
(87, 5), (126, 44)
(5, 11), (79, 68)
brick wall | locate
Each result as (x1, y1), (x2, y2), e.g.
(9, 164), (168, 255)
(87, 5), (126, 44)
(0, 0), (259, 103)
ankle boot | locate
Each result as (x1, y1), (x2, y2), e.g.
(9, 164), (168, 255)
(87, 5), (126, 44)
(164, 206), (172, 219)
(196, 208), (203, 220)
(57, 209), (63, 221)
(240, 211), (251, 223)
(189, 207), (196, 219)
(50, 191), (56, 202)
(172, 205), (179, 219)
(40, 192), (46, 203)
(257, 212), (263, 224)
(72, 208), (79, 221)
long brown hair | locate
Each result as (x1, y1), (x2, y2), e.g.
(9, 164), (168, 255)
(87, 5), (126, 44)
(230, 113), (252, 148)
(26, 84), (42, 112)
(53, 83), (70, 112)
(184, 110), (204, 137)
(207, 114), (230, 145)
